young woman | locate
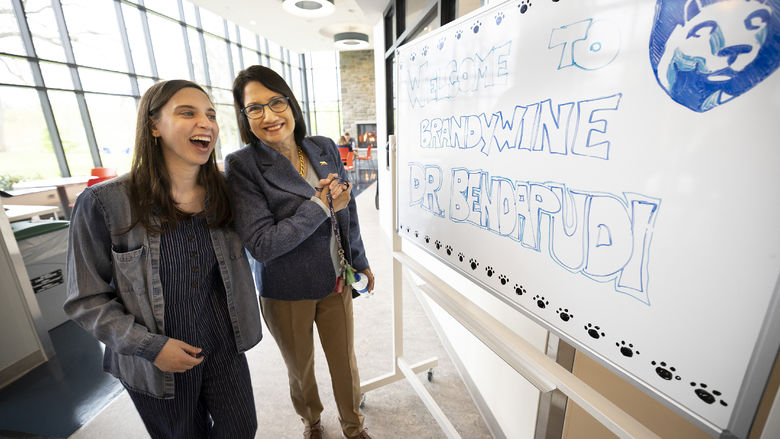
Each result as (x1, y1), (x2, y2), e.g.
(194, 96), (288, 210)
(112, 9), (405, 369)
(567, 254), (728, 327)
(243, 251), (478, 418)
(225, 65), (373, 439)
(65, 80), (262, 439)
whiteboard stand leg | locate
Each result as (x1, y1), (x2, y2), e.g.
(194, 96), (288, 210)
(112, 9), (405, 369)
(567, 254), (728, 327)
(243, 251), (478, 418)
(535, 335), (575, 439)
(359, 133), (443, 432)
(398, 356), (462, 439)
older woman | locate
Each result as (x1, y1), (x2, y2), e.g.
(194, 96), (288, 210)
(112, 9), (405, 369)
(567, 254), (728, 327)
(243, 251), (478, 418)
(224, 65), (374, 439)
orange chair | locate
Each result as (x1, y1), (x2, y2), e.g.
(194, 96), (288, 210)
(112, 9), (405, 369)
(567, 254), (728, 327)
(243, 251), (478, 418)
(355, 144), (373, 168)
(87, 167), (117, 187)
(338, 146), (355, 171)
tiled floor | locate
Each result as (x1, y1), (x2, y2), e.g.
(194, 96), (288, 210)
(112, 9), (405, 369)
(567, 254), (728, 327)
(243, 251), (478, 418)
(0, 167), (380, 439)
(1, 170), (492, 439)
(0, 321), (123, 438)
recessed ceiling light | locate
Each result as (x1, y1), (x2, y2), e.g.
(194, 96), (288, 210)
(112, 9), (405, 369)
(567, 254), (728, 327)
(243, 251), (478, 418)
(334, 32), (369, 50)
(249, 20), (256, 25)
(282, 0), (334, 18)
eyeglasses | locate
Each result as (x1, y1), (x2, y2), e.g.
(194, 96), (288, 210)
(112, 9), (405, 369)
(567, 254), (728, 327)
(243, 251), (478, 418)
(241, 96), (290, 120)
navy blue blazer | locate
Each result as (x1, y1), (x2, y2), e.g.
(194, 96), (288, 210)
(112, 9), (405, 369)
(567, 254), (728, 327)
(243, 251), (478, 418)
(224, 136), (370, 300)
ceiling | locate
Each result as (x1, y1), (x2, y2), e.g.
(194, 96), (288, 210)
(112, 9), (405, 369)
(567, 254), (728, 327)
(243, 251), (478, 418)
(190, 0), (388, 53)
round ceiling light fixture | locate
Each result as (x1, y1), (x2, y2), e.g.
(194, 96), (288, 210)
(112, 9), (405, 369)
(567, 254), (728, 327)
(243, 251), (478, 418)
(334, 32), (369, 50)
(282, 0), (334, 17)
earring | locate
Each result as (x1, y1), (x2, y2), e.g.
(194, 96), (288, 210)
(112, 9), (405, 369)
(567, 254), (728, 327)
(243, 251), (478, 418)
(153, 136), (159, 147)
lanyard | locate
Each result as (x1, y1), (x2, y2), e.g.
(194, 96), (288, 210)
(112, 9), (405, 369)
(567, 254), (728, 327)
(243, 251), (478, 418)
(326, 191), (355, 292)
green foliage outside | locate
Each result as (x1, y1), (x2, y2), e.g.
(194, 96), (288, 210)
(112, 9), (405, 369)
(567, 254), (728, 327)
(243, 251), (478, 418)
(0, 173), (28, 191)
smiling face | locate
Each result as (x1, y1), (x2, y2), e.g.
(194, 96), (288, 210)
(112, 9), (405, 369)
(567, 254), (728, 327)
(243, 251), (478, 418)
(151, 87), (218, 172)
(243, 80), (296, 150)
(651, 0), (779, 112)
(671, 0), (769, 79)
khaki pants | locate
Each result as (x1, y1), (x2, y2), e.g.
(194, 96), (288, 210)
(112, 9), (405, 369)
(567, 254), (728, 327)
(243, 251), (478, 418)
(261, 290), (364, 437)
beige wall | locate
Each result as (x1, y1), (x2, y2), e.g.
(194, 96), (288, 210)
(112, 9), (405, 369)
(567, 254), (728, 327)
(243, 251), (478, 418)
(562, 352), (718, 439)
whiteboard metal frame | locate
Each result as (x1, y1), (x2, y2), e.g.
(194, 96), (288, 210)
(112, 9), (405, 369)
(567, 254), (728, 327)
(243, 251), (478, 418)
(389, 0), (780, 435)
(390, 133), (656, 438)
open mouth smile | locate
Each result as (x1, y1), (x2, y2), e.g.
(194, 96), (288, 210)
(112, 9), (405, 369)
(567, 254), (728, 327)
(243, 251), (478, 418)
(189, 135), (212, 150)
(263, 121), (284, 133)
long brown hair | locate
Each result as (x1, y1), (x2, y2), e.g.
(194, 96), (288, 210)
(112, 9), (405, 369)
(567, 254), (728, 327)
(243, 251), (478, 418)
(128, 79), (232, 233)
(232, 65), (307, 146)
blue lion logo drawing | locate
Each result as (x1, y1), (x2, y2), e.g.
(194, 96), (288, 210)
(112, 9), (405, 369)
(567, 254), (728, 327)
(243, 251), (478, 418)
(649, 0), (780, 112)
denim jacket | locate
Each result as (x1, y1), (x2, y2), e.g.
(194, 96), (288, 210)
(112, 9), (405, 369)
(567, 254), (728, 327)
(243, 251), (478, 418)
(64, 175), (261, 398)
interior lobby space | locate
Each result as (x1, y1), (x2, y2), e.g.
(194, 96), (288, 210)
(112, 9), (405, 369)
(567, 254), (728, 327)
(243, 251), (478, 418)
(2, 1), (780, 439)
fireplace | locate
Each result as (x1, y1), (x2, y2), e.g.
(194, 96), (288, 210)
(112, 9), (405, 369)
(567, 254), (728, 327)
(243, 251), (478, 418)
(356, 123), (377, 150)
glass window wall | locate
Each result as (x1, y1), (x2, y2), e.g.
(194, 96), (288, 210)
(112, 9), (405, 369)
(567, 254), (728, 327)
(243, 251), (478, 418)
(0, 56), (34, 86)
(1, 0), (342, 182)
(61, 0), (126, 71)
(0, 86), (60, 182)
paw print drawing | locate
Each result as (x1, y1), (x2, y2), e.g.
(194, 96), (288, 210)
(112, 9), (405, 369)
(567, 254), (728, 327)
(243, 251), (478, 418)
(485, 266), (494, 277)
(422, 45), (429, 56)
(437, 37), (446, 50)
(498, 274), (509, 285)
(616, 341), (639, 357)
(690, 382), (727, 406)
(469, 258), (479, 270)
(651, 361), (681, 381)
(455, 30), (463, 40)
(494, 11), (504, 25)
(584, 323), (605, 339)
(514, 284), (526, 296)
(434, 239), (442, 250)
(533, 295), (549, 309)
(410, 52), (416, 62)
(405, 225), (410, 233)
(556, 308), (573, 322)
(414, 230), (419, 238)
(424, 235), (430, 243)
(470, 20), (482, 33)
(445, 245), (453, 255)
(457, 252), (464, 262)
(518, 0), (531, 14)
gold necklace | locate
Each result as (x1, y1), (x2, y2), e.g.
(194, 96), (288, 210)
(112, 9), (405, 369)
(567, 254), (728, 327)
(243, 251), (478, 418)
(297, 146), (305, 177)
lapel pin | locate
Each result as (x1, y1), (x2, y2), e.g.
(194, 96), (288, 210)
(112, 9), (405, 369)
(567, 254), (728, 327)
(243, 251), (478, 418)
(319, 161), (328, 166)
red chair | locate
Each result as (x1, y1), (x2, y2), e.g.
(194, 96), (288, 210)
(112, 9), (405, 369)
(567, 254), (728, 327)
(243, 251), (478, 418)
(338, 146), (355, 171)
(355, 144), (373, 167)
(87, 167), (117, 187)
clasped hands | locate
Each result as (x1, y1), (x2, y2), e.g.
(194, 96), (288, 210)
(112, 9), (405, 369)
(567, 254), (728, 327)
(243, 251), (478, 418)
(316, 173), (351, 212)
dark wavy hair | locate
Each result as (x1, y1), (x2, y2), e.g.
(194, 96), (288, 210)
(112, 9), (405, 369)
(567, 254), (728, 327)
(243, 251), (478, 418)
(128, 79), (232, 233)
(232, 65), (307, 145)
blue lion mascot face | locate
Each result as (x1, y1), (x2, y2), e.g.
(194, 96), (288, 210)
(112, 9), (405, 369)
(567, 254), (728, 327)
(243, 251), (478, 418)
(649, 0), (780, 112)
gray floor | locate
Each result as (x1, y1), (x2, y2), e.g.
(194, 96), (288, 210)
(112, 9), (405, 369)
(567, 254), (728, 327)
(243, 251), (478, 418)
(70, 182), (492, 439)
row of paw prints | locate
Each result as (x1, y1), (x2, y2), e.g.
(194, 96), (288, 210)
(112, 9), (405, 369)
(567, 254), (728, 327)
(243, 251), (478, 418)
(398, 223), (729, 408)
(407, 0), (548, 61)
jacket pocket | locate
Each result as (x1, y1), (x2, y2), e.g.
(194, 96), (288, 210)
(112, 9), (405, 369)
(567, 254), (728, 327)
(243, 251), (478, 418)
(112, 245), (147, 295)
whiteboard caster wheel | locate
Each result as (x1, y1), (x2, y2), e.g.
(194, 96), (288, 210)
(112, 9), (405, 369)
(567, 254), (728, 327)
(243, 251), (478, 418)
(427, 368), (434, 382)
(360, 393), (366, 409)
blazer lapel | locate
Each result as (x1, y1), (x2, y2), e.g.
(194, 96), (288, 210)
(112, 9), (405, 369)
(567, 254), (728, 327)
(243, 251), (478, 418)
(300, 137), (337, 181)
(253, 141), (314, 199)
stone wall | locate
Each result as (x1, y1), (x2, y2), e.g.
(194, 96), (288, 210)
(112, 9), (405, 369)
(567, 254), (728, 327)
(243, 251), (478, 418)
(339, 50), (376, 139)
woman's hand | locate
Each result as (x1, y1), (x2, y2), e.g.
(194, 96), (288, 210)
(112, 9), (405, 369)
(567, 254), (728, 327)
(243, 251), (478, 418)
(317, 173), (352, 212)
(153, 338), (204, 372)
(360, 268), (375, 293)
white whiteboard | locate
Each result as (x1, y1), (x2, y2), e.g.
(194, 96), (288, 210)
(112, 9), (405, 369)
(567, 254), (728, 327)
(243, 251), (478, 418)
(395, 0), (780, 435)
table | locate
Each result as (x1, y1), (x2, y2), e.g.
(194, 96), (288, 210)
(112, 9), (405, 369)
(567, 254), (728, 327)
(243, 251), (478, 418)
(14, 176), (95, 219)
(4, 204), (60, 222)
